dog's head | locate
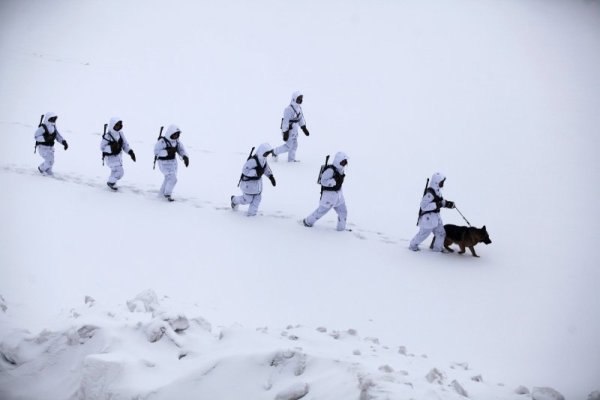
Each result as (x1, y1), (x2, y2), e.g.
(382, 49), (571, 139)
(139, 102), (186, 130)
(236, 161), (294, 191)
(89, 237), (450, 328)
(479, 226), (492, 245)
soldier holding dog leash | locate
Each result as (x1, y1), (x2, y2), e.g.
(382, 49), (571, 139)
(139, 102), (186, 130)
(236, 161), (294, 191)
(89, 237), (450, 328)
(409, 172), (455, 252)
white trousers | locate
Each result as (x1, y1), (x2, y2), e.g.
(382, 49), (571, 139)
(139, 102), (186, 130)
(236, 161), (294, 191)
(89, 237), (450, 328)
(37, 145), (55, 174)
(306, 191), (347, 231)
(274, 135), (298, 162)
(158, 160), (178, 196)
(410, 218), (446, 251)
(232, 193), (262, 216)
(104, 154), (124, 184)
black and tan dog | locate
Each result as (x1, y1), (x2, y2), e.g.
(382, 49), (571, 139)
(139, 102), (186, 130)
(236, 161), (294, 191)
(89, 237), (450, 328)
(431, 224), (492, 257)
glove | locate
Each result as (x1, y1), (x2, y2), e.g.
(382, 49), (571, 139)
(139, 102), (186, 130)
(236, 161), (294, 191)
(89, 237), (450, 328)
(268, 175), (276, 187)
(63, 140), (68, 150)
(283, 131), (289, 142)
(183, 155), (189, 167)
(128, 149), (136, 162)
(301, 125), (310, 136)
(445, 200), (455, 209)
(166, 147), (177, 158)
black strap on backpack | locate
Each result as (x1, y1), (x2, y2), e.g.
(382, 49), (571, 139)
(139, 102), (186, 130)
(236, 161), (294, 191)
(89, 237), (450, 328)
(34, 114), (58, 152)
(281, 104), (302, 131)
(289, 104), (301, 123)
(157, 137), (179, 161)
(320, 164), (345, 195)
(241, 155), (266, 182)
(418, 187), (443, 221)
(102, 129), (124, 160)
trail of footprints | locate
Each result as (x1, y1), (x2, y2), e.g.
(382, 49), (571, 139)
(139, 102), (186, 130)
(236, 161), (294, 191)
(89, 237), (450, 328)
(2, 163), (404, 245)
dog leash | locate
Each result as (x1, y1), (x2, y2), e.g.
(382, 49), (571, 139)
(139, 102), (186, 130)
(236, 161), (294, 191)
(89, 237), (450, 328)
(455, 206), (472, 227)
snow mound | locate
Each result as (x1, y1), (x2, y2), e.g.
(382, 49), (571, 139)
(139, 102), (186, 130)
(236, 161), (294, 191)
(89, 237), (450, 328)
(532, 387), (566, 400)
(126, 289), (160, 313)
(0, 292), (549, 400)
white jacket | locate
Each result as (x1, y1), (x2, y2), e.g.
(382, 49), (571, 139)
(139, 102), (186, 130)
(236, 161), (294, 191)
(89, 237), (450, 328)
(281, 91), (305, 138)
(34, 112), (65, 145)
(100, 117), (131, 156)
(154, 124), (188, 160)
(320, 152), (347, 189)
(319, 152), (348, 206)
(418, 172), (448, 230)
(239, 143), (274, 195)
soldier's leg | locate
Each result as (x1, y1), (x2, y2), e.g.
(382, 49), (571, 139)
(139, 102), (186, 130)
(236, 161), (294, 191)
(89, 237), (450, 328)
(305, 198), (334, 226)
(158, 163), (167, 195)
(431, 223), (446, 252)
(161, 162), (178, 196)
(39, 146), (55, 174)
(287, 137), (298, 162)
(334, 201), (347, 231)
(159, 177), (167, 195)
(409, 226), (434, 250)
(163, 173), (178, 196)
(247, 194), (262, 216)
(233, 193), (253, 206)
(106, 157), (124, 184)
(274, 142), (290, 157)
(110, 165), (124, 184)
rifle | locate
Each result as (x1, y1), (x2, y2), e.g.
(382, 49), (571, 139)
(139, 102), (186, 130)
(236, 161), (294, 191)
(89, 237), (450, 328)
(153, 126), (164, 170)
(416, 178), (429, 226)
(101, 124), (108, 165)
(34, 114), (44, 153)
(317, 154), (330, 184)
(237, 147), (255, 186)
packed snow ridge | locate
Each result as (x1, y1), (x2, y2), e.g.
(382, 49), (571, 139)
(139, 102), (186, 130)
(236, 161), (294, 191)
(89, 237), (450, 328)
(1, 290), (590, 400)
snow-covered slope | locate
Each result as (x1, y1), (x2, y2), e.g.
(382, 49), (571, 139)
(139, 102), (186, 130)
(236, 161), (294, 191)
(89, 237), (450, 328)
(1, 0), (599, 399)
(1, 289), (562, 400)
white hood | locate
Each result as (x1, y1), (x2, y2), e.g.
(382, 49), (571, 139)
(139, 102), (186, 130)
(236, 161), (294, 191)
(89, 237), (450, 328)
(332, 151), (348, 173)
(43, 112), (57, 126)
(255, 143), (273, 167)
(165, 124), (181, 139)
(429, 172), (446, 196)
(109, 117), (122, 132)
(291, 91), (303, 105)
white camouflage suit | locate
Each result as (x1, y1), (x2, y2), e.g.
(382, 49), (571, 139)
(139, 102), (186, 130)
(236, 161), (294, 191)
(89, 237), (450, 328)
(100, 117), (134, 186)
(34, 112), (67, 175)
(409, 172), (450, 252)
(273, 91), (307, 162)
(154, 124), (189, 198)
(232, 143), (275, 216)
(304, 152), (348, 231)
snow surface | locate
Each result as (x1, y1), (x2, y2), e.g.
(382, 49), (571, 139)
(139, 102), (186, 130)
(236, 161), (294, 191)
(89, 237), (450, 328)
(1, 0), (600, 399)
